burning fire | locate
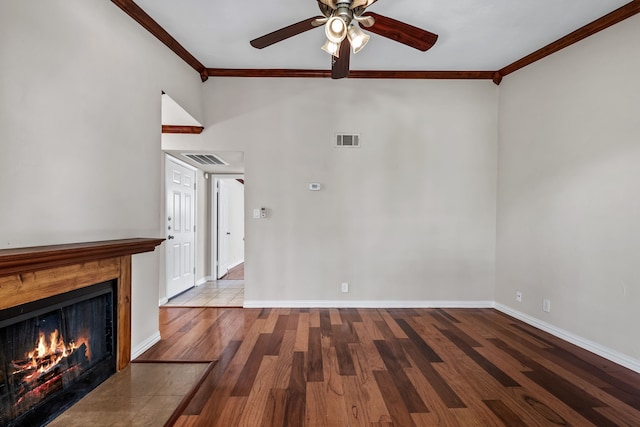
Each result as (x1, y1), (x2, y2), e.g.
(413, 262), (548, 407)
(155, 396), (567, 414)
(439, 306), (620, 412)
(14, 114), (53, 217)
(8, 329), (91, 413)
(11, 329), (90, 380)
(26, 330), (76, 376)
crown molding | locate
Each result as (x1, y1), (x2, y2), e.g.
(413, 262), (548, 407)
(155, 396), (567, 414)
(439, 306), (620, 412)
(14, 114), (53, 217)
(114, 0), (640, 85)
(496, 0), (640, 81)
(111, 0), (208, 82)
(208, 69), (330, 78)
(206, 68), (495, 80)
(162, 125), (204, 134)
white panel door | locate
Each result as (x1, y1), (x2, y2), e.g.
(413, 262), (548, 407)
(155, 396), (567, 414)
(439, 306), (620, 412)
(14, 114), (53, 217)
(216, 178), (230, 279)
(165, 156), (196, 298)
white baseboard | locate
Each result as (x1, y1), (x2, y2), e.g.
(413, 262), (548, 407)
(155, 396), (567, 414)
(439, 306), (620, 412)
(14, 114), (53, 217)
(149, 294), (640, 373)
(196, 277), (208, 286)
(158, 297), (169, 306)
(242, 300), (495, 309)
(495, 303), (640, 374)
(131, 331), (161, 360)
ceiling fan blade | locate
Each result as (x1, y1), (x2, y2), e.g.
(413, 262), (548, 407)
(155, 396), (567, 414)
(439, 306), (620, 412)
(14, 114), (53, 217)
(331, 41), (351, 79)
(250, 17), (324, 49)
(362, 12), (438, 52)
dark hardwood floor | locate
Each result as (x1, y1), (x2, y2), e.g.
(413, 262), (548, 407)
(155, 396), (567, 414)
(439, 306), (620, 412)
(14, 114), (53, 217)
(137, 307), (640, 426)
(220, 262), (244, 280)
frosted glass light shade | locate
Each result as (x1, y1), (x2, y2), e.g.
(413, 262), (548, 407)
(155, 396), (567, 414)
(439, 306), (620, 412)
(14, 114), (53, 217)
(321, 39), (341, 57)
(325, 16), (347, 43)
(347, 25), (370, 54)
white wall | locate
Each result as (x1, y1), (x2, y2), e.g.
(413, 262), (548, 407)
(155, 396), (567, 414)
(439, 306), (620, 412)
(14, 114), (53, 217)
(164, 78), (499, 305)
(0, 0), (203, 355)
(196, 172), (210, 283)
(496, 14), (640, 362)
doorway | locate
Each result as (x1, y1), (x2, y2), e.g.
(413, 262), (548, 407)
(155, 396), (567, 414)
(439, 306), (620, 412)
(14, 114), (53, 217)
(164, 155), (196, 299)
(164, 176), (244, 307)
(214, 177), (245, 280)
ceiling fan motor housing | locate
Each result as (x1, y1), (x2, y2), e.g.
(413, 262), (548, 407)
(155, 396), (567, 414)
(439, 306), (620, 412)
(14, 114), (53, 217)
(335, 0), (355, 24)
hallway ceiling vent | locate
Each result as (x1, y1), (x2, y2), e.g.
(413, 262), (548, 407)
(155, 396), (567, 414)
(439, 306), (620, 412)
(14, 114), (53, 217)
(182, 153), (228, 166)
(335, 133), (360, 147)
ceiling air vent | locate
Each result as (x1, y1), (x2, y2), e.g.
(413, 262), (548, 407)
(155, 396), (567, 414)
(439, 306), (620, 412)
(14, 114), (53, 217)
(182, 153), (227, 166)
(335, 133), (360, 148)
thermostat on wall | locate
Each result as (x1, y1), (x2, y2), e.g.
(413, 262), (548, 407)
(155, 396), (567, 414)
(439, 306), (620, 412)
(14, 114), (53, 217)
(308, 183), (322, 191)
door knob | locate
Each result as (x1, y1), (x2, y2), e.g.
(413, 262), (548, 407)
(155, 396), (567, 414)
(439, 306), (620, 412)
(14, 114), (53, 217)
(226, 232), (231, 235)
(167, 235), (175, 240)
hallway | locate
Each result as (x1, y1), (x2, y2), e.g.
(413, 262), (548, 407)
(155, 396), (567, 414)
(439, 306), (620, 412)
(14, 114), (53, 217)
(164, 263), (244, 307)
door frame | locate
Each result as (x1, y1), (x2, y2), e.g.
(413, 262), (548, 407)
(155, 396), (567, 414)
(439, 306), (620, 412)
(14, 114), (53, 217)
(210, 174), (244, 280)
(164, 154), (198, 299)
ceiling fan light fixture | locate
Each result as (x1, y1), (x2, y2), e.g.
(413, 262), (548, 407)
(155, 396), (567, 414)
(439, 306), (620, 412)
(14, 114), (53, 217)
(325, 16), (347, 43)
(347, 24), (370, 54)
(321, 39), (341, 57)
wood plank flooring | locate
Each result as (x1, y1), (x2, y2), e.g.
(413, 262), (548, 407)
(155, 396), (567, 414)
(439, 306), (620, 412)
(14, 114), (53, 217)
(137, 307), (640, 426)
(220, 262), (244, 280)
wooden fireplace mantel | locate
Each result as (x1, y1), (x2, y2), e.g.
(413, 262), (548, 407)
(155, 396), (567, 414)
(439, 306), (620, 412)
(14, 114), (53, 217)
(0, 238), (164, 277)
(0, 238), (164, 370)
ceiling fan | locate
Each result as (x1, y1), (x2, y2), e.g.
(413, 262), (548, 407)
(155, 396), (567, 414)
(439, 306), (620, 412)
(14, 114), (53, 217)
(250, 0), (438, 79)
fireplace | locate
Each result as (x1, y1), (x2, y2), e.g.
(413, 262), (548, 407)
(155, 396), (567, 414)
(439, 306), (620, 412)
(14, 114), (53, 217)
(0, 238), (163, 426)
(0, 280), (116, 426)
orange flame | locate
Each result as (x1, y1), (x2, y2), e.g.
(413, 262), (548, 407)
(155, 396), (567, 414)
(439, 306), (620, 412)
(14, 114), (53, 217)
(23, 329), (86, 376)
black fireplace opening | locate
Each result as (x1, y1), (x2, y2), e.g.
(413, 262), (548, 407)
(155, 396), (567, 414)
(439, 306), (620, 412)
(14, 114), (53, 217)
(0, 280), (116, 427)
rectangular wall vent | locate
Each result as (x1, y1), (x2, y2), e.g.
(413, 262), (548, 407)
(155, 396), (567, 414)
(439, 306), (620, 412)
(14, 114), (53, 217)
(335, 133), (360, 147)
(182, 153), (227, 166)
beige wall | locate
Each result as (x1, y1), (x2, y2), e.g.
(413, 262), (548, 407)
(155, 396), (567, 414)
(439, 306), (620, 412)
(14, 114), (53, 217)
(164, 78), (499, 305)
(196, 172), (210, 283)
(496, 14), (640, 362)
(0, 0), (203, 356)
(4, 0), (638, 370)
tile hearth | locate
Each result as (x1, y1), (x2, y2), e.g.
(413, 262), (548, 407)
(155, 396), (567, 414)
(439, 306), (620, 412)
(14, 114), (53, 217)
(47, 363), (208, 427)
(164, 280), (244, 307)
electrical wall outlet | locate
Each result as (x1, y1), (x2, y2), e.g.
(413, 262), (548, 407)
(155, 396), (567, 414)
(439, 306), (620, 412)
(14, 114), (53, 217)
(516, 291), (522, 302)
(543, 299), (551, 312)
(341, 282), (349, 293)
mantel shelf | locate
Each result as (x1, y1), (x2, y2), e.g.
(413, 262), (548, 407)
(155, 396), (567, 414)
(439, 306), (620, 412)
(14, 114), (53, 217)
(0, 238), (164, 277)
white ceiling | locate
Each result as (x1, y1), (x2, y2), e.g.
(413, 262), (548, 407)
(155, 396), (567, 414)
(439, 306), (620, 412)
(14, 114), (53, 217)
(135, 0), (629, 71)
